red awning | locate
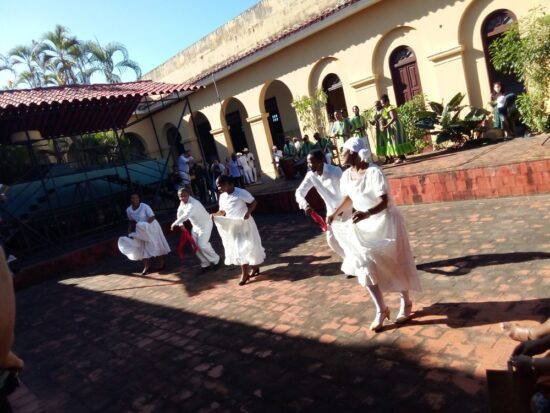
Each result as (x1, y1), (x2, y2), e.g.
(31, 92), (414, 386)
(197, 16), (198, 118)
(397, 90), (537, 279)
(0, 80), (199, 142)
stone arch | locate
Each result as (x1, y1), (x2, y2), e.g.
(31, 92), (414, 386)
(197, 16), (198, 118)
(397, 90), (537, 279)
(123, 132), (147, 161)
(371, 26), (434, 104)
(458, 0), (520, 106)
(190, 111), (219, 163)
(220, 97), (257, 158)
(163, 122), (184, 161)
(258, 79), (300, 149)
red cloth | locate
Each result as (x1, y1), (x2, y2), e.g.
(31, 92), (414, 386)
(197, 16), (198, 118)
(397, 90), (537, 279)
(177, 228), (198, 259)
(309, 210), (328, 232)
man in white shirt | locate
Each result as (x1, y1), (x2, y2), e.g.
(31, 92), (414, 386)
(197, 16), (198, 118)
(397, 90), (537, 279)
(295, 149), (347, 261)
(177, 149), (194, 190)
(271, 145), (284, 178)
(243, 148), (257, 183)
(238, 152), (254, 185)
(171, 188), (220, 273)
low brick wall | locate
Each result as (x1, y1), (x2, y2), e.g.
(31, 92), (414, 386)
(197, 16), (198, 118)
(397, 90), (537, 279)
(390, 159), (550, 205)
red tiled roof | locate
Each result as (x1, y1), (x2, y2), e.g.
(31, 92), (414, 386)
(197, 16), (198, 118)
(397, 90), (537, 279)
(0, 80), (199, 141)
(0, 80), (198, 111)
(189, 0), (362, 83)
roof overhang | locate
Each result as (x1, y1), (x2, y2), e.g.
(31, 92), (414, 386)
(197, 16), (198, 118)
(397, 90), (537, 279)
(0, 80), (200, 143)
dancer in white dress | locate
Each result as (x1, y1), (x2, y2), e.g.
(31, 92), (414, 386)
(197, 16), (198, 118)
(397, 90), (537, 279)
(171, 188), (221, 274)
(328, 138), (421, 331)
(118, 193), (171, 275)
(295, 149), (348, 264)
(212, 175), (265, 286)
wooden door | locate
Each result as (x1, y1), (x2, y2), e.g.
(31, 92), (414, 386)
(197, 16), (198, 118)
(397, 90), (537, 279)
(390, 46), (423, 106)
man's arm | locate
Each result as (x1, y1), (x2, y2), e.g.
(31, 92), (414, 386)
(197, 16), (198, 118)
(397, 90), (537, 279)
(295, 174), (315, 214)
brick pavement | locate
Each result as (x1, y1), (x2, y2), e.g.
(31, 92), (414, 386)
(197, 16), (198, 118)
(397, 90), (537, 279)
(9, 195), (550, 412)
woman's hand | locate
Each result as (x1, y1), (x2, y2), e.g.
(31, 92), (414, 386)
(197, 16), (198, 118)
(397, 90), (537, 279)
(147, 216), (155, 224)
(352, 210), (370, 224)
(170, 224), (177, 231)
(244, 211), (251, 220)
(327, 213), (336, 225)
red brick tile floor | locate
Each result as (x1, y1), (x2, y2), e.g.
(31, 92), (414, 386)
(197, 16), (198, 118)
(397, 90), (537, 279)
(10, 194), (550, 412)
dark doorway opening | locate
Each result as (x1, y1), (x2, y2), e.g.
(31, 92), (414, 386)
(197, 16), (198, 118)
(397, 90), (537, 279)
(264, 97), (285, 149)
(322, 73), (348, 121)
(225, 111), (248, 153)
(194, 114), (218, 162)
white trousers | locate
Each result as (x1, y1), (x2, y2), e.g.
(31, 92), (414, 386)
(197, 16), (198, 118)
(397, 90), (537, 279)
(192, 221), (220, 268)
(242, 167), (254, 184)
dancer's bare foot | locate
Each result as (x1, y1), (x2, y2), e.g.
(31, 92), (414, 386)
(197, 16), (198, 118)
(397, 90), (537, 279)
(501, 322), (534, 342)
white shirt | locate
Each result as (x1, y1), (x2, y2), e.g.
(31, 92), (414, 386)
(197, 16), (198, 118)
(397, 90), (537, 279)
(219, 187), (255, 219)
(238, 155), (252, 171)
(295, 164), (344, 215)
(246, 153), (255, 168)
(172, 196), (211, 229)
(126, 203), (154, 222)
(178, 154), (194, 175)
(272, 150), (283, 163)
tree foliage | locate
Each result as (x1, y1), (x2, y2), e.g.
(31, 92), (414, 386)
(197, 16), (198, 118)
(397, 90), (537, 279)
(291, 88), (328, 135)
(1, 25), (141, 89)
(489, 7), (550, 132)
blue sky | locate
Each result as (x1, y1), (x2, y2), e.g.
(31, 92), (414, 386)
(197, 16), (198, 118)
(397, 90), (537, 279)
(0, 0), (259, 85)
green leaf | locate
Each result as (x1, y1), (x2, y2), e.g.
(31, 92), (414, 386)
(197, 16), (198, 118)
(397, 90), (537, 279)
(435, 132), (453, 144)
(429, 102), (443, 115)
(447, 93), (465, 109)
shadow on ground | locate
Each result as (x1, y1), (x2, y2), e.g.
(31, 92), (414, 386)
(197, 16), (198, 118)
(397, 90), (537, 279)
(15, 282), (485, 413)
(417, 252), (550, 276)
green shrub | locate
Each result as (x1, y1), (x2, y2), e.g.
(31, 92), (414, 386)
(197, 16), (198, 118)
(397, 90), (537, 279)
(397, 94), (428, 153)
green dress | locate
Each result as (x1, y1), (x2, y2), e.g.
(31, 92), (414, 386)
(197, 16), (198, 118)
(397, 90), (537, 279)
(381, 105), (414, 156)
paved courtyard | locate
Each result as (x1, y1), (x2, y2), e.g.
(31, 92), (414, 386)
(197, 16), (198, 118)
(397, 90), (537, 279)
(10, 194), (550, 412)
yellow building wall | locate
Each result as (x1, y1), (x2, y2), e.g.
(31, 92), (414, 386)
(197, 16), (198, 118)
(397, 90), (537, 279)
(140, 0), (543, 180)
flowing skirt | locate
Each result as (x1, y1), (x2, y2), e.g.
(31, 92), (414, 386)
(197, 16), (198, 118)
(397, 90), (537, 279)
(118, 220), (171, 261)
(331, 207), (421, 292)
(213, 216), (265, 266)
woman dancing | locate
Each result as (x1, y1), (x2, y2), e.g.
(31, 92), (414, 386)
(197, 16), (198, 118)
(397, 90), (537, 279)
(328, 138), (421, 331)
(118, 193), (171, 275)
(211, 175), (265, 286)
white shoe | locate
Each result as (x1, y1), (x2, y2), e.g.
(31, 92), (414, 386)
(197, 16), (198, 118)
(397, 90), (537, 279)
(395, 302), (413, 324)
(370, 307), (390, 332)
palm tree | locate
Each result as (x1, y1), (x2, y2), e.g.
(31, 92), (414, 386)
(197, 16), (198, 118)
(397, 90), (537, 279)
(70, 41), (94, 84)
(0, 54), (16, 90)
(8, 43), (41, 88)
(41, 25), (80, 85)
(87, 41), (141, 83)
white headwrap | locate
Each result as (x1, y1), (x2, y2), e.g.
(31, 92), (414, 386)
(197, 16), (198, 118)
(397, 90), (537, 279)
(342, 137), (371, 162)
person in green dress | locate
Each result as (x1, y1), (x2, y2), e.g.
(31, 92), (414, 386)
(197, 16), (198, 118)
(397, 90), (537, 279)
(380, 94), (414, 164)
(368, 100), (391, 162)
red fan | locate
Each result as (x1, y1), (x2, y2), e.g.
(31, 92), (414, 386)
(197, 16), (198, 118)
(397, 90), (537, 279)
(309, 210), (328, 232)
(177, 228), (198, 259)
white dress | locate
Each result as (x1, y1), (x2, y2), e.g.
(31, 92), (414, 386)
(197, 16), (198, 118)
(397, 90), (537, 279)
(213, 188), (265, 266)
(118, 203), (171, 260)
(332, 164), (421, 292)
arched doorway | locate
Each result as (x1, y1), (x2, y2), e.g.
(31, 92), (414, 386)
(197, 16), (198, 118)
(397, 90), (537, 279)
(124, 132), (147, 161)
(224, 98), (253, 154)
(165, 124), (184, 160)
(389, 46), (423, 106)
(322, 73), (348, 121)
(263, 80), (300, 149)
(481, 9), (523, 95)
(192, 112), (218, 162)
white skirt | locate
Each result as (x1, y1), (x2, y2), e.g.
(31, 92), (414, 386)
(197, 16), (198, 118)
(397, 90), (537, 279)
(213, 216), (265, 266)
(118, 220), (171, 261)
(331, 206), (421, 292)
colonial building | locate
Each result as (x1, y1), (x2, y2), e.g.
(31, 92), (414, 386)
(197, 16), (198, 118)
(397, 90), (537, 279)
(128, 0), (538, 179)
